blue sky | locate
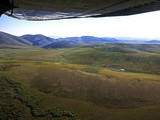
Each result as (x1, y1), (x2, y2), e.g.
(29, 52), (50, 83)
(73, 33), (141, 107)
(0, 10), (160, 39)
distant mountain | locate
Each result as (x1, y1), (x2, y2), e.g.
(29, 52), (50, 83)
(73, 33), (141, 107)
(145, 40), (160, 44)
(17, 34), (160, 47)
(57, 36), (118, 43)
(115, 37), (146, 41)
(101, 37), (118, 42)
(115, 40), (160, 44)
(21, 34), (57, 47)
(43, 41), (78, 49)
(0, 31), (32, 46)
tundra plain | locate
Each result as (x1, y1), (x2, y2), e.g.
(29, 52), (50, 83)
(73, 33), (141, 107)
(0, 44), (160, 120)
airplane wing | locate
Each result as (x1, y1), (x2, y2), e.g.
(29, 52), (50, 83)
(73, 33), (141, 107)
(1, 0), (160, 20)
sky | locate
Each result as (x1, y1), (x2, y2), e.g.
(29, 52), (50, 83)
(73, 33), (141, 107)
(0, 10), (160, 39)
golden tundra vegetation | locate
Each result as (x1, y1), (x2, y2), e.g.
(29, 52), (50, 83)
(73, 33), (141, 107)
(0, 44), (160, 120)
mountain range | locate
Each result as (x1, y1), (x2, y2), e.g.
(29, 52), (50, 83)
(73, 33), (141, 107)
(1, 31), (160, 49)
(20, 34), (119, 48)
(57, 36), (117, 44)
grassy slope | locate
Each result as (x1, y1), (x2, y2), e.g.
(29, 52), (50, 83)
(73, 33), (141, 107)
(0, 44), (160, 120)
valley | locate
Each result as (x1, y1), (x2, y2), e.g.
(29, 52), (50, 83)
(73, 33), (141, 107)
(1, 32), (160, 120)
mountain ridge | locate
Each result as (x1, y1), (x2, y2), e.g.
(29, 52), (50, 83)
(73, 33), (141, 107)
(21, 34), (57, 47)
(0, 31), (32, 46)
(43, 40), (78, 49)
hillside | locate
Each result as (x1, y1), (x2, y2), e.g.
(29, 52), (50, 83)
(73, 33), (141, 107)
(43, 40), (78, 49)
(21, 34), (57, 47)
(0, 31), (32, 46)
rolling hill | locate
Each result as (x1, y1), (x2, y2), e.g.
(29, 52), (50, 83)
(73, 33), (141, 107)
(0, 31), (32, 46)
(21, 34), (57, 47)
